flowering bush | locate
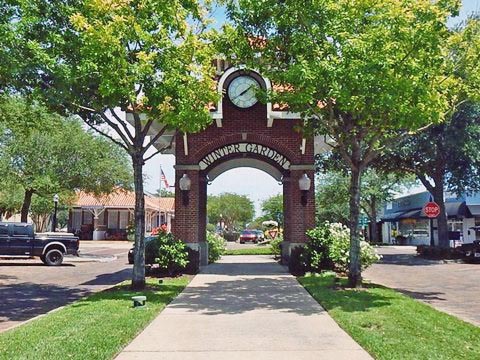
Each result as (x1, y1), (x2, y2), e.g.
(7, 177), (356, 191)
(206, 231), (226, 263)
(152, 232), (189, 276)
(303, 222), (380, 273)
(270, 236), (283, 258)
(151, 224), (168, 236)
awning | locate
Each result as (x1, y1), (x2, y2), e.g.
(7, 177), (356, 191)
(467, 204), (480, 216)
(398, 202), (468, 220)
(381, 211), (407, 222)
(398, 209), (422, 219)
(445, 201), (468, 218)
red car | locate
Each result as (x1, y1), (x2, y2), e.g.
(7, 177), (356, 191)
(239, 230), (257, 244)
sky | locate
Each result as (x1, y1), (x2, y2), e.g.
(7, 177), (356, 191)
(142, 0), (480, 217)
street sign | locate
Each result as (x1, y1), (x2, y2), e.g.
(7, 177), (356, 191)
(268, 229), (278, 239)
(423, 201), (440, 218)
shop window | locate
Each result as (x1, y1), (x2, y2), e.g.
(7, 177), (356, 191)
(447, 220), (463, 232)
(83, 211), (93, 225)
(108, 211), (119, 229)
(119, 211), (129, 229)
(72, 210), (82, 230)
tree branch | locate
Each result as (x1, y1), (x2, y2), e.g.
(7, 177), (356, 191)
(144, 125), (172, 152)
(417, 174), (435, 194)
(99, 112), (132, 150)
(140, 117), (155, 139)
(83, 121), (129, 151)
(109, 108), (135, 142)
(143, 131), (176, 162)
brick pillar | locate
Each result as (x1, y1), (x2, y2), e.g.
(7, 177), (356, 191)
(173, 168), (208, 270)
(282, 169), (316, 264)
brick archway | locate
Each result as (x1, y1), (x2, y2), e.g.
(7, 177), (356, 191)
(172, 67), (316, 270)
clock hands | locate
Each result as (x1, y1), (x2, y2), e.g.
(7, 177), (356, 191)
(233, 85), (255, 101)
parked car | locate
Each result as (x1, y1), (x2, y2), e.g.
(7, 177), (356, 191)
(0, 222), (79, 266)
(458, 240), (480, 263)
(128, 236), (157, 264)
(239, 230), (257, 244)
(253, 230), (265, 242)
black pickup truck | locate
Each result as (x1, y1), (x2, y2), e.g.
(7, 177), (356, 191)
(0, 222), (79, 266)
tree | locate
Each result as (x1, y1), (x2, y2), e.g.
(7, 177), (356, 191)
(207, 193), (255, 230)
(29, 190), (76, 232)
(377, 16), (480, 248)
(223, 0), (459, 286)
(380, 102), (480, 247)
(155, 189), (175, 198)
(316, 169), (415, 242)
(316, 173), (350, 225)
(260, 194), (283, 228)
(2, 1), (218, 289)
(0, 96), (132, 222)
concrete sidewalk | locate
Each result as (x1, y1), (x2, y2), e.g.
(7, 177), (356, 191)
(115, 255), (372, 360)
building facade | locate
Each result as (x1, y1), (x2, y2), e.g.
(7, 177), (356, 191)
(381, 191), (480, 246)
(69, 190), (174, 240)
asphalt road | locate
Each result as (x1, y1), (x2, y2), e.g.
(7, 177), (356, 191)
(364, 246), (480, 326)
(0, 241), (133, 332)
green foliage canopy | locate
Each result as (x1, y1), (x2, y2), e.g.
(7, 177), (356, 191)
(0, 96), (132, 221)
(260, 194), (283, 226)
(207, 192), (255, 230)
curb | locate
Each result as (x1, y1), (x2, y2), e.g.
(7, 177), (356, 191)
(65, 255), (117, 263)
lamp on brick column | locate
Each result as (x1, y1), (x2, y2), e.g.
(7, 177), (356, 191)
(179, 173), (191, 206)
(298, 173), (311, 206)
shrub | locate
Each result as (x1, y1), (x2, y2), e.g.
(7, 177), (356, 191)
(303, 222), (380, 273)
(206, 231), (226, 263)
(153, 232), (189, 276)
(270, 236), (282, 258)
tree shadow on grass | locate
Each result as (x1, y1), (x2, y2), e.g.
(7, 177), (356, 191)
(299, 276), (395, 314)
(70, 282), (187, 308)
(391, 288), (446, 302)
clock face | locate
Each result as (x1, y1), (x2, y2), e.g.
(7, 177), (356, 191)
(227, 76), (260, 108)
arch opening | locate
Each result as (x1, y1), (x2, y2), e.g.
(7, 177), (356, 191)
(207, 158), (283, 182)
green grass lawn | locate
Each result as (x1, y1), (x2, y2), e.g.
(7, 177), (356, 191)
(0, 277), (189, 360)
(224, 247), (273, 255)
(299, 273), (480, 360)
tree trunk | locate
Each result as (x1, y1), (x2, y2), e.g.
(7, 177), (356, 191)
(348, 164), (363, 288)
(432, 181), (449, 248)
(20, 189), (34, 223)
(131, 152), (146, 290)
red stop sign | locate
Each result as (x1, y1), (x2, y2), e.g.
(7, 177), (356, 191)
(423, 202), (440, 218)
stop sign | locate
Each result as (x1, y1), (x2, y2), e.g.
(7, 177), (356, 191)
(423, 202), (440, 218)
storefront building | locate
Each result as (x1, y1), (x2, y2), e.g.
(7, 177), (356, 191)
(69, 190), (174, 240)
(381, 191), (480, 246)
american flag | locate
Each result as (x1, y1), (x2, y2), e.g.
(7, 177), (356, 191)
(160, 167), (170, 188)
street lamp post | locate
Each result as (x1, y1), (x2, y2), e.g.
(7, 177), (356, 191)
(52, 194), (59, 232)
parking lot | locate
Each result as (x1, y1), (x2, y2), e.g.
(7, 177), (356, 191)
(0, 241), (132, 332)
(364, 246), (480, 326)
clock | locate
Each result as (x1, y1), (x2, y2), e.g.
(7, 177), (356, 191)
(227, 75), (260, 108)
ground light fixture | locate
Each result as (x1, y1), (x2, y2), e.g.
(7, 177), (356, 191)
(52, 193), (59, 232)
(179, 173), (191, 206)
(298, 173), (311, 206)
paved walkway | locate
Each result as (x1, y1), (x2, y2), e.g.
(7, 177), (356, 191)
(364, 246), (480, 326)
(116, 255), (371, 360)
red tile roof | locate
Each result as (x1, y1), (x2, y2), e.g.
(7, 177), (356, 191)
(74, 190), (175, 212)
